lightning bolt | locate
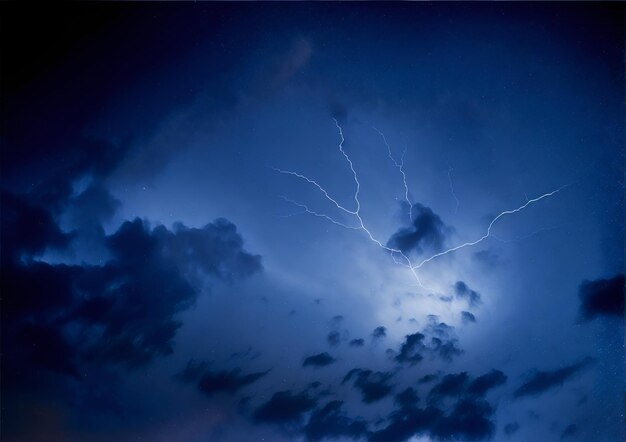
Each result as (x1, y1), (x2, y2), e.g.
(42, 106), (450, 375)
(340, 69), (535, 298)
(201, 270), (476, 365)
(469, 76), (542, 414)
(448, 165), (460, 214)
(275, 119), (566, 290)
(374, 127), (413, 222)
(411, 185), (568, 270)
(278, 196), (360, 230)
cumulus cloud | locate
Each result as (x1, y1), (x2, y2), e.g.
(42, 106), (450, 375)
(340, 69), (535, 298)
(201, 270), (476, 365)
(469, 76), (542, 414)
(303, 352), (336, 368)
(1, 190), (72, 263)
(304, 400), (367, 441)
(369, 405), (441, 441)
(349, 338), (365, 347)
(387, 203), (451, 257)
(514, 358), (593, 399)
(578, 274), (624, 320)
(197, 369), (269, 396)
(245, 362), (507, 441)
(327, 331), (341, 347)
(253, 390), (317, 424)
(429, 370), (506, 403)
(430, 398), (496, 441)
(371, 326), (387, 340)
(176, 361), (270, 397)
(467, 370), (507, 396)
(419, 374), (438, 384)
(429, 373), (469, 400)
(461, 311), (477, 324)
(2, 192), (261, 380)
(395, 387), (420, 408)
(454, 281), (482, 307)
(370, 375), (501, 442)
(395, 332), (426, 365)
(342, 369), (394, 404)
(394, 317), (463, 365)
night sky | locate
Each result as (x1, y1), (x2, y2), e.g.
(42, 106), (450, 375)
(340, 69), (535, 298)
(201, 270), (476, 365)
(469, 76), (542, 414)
(1, 3), (624, 442)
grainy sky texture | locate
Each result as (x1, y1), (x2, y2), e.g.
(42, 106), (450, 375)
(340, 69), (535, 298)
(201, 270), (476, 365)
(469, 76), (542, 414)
(1, 3), (624, 442)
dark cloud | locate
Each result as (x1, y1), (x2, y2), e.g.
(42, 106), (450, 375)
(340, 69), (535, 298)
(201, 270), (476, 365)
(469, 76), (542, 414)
(461, 311), (477, 324)
(197, 369), (269, 396)
(15, 323), (79, 376)
(369, 406), (442, 441)
(64, 184), (122, 259)
(514, 358), (593, 398)
(4, 4), (623, 441)
(154, 218), (263, 282)
(4, 136), (128, 215)
(431, 398), (496, 441)
(364, 370), (503, 440)
(2, 178), (262, 441)
(2, 0), (249, 195)
(561, 423), (579, 439)
(304, 400), (367, 441)
(371, 375), (500, 442)
(175, 359), (210, 383)
(342, 369), (394, 404)
(387, 203), (450, 256)
(254, 390), (317, 424)
(429, 373), (469, 400)
(371, 326), (387, 340)
(327, 331), (341, 347)
(419, 374), (438, 384)
(427, 370), (506, 407)
(394, 318), (464, 366)
(430, 336), (463, 363)
(303, 352), (336, 368)
(2, 191), (262, 381)
(467, 370), (507, 397)
(425, 318), (463, 363)
(228, 346), (262, 363)
(503, 422), (520, 436)
(331, 314), (344, 325)
(578, 274), (624, 320)
(1, 191), (73, 264)
(395, 387), (420, 408)
(454, 281), (482, 307)
(395, 332), (426, 365)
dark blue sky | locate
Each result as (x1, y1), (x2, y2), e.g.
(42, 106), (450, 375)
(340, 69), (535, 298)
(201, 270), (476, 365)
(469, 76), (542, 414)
(1, 3), (624, 442)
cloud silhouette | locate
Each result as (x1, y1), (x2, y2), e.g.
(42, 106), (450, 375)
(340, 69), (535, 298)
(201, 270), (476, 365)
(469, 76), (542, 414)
(514, 358), (593, 398)
(578, 274), (624, 320)
(387, 203), (450, 256)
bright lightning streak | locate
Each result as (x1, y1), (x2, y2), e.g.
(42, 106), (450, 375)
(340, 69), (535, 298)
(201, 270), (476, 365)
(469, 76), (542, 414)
(275, 120), (427, 288)
(272, 168), (355, 215)
(279, 196), (360, 230)
(374, 127), (413, 222)
(275, 119), (566, 290)
(412, 185), (569, 269)
(448, 166), (460, 214)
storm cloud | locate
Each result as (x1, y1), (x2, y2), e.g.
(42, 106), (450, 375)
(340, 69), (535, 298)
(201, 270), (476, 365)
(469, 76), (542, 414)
(2, 3), (623, 442)
(578, 274), (624, 320)
(303, 352), (336, 368)
(387, 203), (450, 257)
(514, 358), (594, 398)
